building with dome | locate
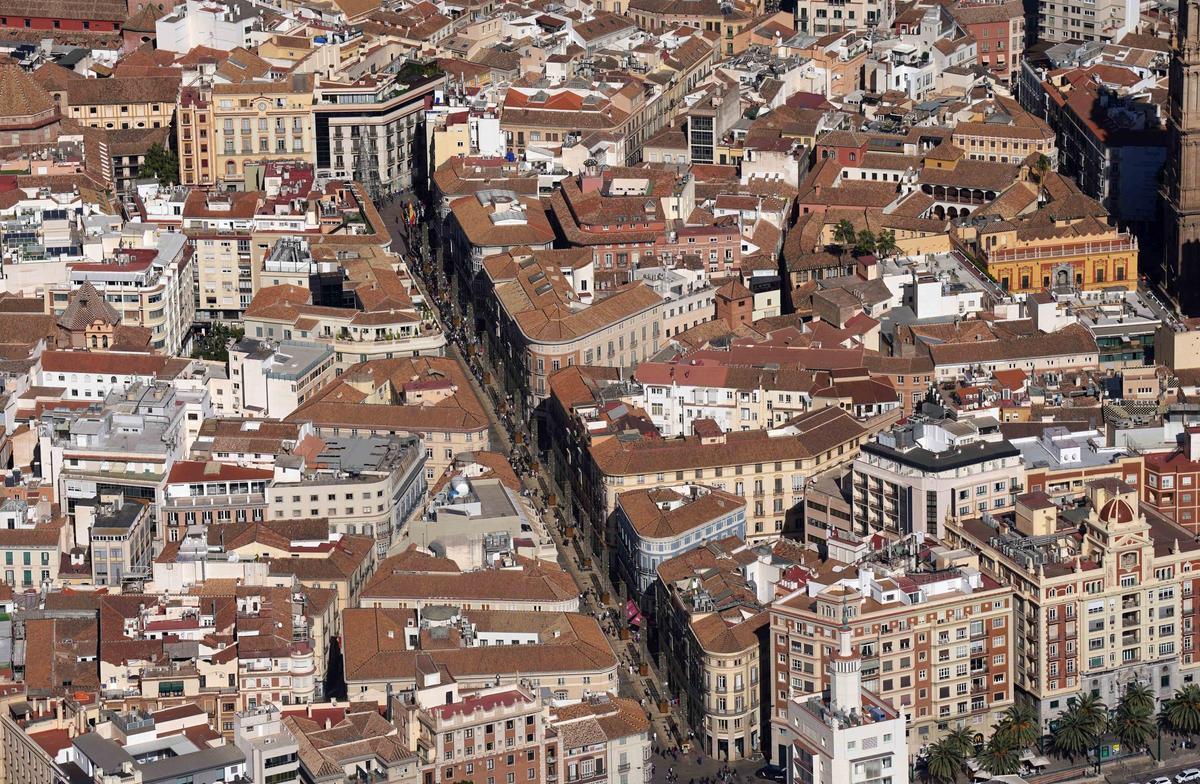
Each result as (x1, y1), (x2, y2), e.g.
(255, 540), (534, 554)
(949, 476), (1200, 725)
(0, 63), (61, 148)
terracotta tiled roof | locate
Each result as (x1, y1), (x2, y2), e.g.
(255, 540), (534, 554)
(591, 405), (866, 475)
(0, 64), (56, 122)
(618, 486), (745, 538)
(361, 558), (576, 603)
(4, 0), (127, 21)
(342, 608), (616, 683)
(55, 281), (120, 331)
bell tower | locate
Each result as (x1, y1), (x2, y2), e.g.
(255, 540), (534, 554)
(1165, 0), (1200, 312)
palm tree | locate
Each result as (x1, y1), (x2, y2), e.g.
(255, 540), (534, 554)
(976, 734), (1021, 776)
(944, 726), (978, 757)
(1034, 153), (1052, 205)
(1050, 708), (1096, 761)
(832, 219), (857, 259)
(995, 704), (1040, 752)
(1111, 699), (1156, 752)
(875, 229), (899, 260)
(1119, 682), (1157, 717)
(924, 738), (967, 784)
(855, 229), (877, 257)
(1070, 693), (1109, 736)
(1162, 684), (1200, 739)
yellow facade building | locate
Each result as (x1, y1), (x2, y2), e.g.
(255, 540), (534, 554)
(211, 77), (316, 185)
(979, 219), (1138, 294)
(61, 75), (178, 131)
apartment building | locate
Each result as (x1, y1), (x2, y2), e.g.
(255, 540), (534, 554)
(794, 0), (896, 34)
(770, 541), (1015, 752)
(948, 1), (1025, 85)
(550, 697), (652, 784)
(39, 383), (196, 550)
(181, 189), (259, 321)
(652, 542), (769, 761)
(86, 498), (153, 588)
(69, 709), (247, 784)
(1037, 0), (1139, 43)
(0, 513), (68, 590)
(476, 248), (663, 411)
(851, 411), (1024, 540)
(190, 418), (317, 469)
(361, 552), (579, 612)
(947, 479), (1200, 724)
(245, 245), (446, 368)
(234, 705), (301, 784)
(184, 77), (317, 186)
(45, 230), (196, 354)
(161, 460), (272, 543)
(586, 407), (870, 553)
(265, 435), (427, 557)
(952, 113), (1056, 166)
(287, 356), (490, 482)
(1036, 65), (1168, 232)
(443, 190), (555, 321)
(228, 338), (336, 419)
(284, 703), (418, 784)
(783, 632), (909, 784)
(413, 680), (559, 784)
(615, 483), (746, 594)
(1142, 429), (1200, 534)
(1, 713), (68, 784)
(342, 607), (618, 701)
(57, 76), (178, 131)
(313, 67), (444, 196)
(178, 87), (217, 187)
(632, 360), (897, 437)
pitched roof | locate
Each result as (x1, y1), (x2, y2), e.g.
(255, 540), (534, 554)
(590, 405), (866, 475)
(342, 608), (616, 683)
(361, 557), (576, 603)
(2, 0), (127, 21)
(55, 282), (120, 331)
(0, 64), (56, 122)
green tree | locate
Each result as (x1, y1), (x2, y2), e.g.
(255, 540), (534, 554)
(1110, 699), (1156, 753)
(924, 738), (967, 784)
(1050, 699), (1102, 761)
(1034, 153), (1052, 205)
(141, 143), (179, 186)
(995, 704), (1039, 752)
(975, 734), (1020, 776)
(1162, 684), (1200, 738)
(855, 229), (877, 256)
(191, 323), (244, 363)
(831, 219), (857, 258)
(1071, 693), (1109, 736)
(943, 727), (977, 758)
(875, 229), (899, 260)
(1119, 682), (1156, 717)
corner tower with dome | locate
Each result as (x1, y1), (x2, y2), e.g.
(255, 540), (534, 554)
(946, 475), (1200, 726)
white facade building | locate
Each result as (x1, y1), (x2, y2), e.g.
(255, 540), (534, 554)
(155, 0), (261, 54)
(852, 413), (1024, 539)
(783, 631), (909, 784)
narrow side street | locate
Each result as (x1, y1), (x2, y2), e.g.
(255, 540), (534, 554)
(378, 195), (763, 782)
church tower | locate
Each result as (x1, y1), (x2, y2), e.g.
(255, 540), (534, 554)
(1165, 0), (1200, 313)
